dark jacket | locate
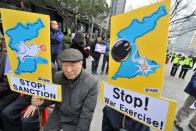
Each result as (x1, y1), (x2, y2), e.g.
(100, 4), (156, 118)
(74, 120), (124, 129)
(44, 70), (98, 131)
(0, 52), (19, 127)
(70, 44), (89, 69)
(50, 29), (64, 55)
(0, 52), (10, 95)
(70, 32), (89, 69)
(184, 72), (196, 97)
(90, 40), (106, 58)
(0, 52), (6, 79)
(102, 106), (151, 131)
(71, 32), (88, 55)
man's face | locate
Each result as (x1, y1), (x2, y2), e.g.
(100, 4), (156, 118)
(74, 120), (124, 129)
(62, 61), (82, 80)
(97, 37), (102, 43)
(51, 21), (59, 30)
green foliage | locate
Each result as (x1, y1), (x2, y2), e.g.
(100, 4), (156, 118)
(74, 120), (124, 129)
(63, 35), (71, 45)
(27, 0), (110, 30)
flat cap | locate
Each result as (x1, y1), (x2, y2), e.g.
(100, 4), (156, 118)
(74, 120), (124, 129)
(58, 48), (83, 62)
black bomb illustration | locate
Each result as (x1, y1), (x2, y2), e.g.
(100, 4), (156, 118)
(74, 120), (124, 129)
(111, 39), (131, 62)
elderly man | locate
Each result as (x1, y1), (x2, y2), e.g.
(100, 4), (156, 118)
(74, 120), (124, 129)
(33, 48), (98, 131)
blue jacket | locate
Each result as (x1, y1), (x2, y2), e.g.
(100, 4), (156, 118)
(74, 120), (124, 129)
(184, 72), (196, 97)
(51, 29), (64, 55)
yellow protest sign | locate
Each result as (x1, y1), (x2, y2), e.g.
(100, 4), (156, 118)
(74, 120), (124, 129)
(108, 0), (170, 97)
(7, 74), (62, 102)
(100, 0), (177, 130)
(0, 8), (62, 101)
(1, 8), (51, 82)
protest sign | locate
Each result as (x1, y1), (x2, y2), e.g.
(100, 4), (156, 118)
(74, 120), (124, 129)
(102, 82), (176, 131)
(100, 0), (177, 130)
(108, 0), (170, 97)
(7, 74), (62, 102)
(95, 43), (107, 54)
(0, 8), (62, 101)
(1, 8), (51, 82)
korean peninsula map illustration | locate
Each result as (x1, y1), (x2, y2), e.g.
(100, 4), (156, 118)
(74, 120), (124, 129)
(112, 5), (167, 80)
(6, 18), (48, 74)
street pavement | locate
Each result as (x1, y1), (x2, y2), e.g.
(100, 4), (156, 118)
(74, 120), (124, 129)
(86, 55), (195, 131)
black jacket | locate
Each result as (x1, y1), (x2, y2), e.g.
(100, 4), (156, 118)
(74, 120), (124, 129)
(102, 106), (151, 131)
(184, 72), (196, 97)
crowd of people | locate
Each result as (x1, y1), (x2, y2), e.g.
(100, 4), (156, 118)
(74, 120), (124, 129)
(1, 19), (195, 131)
(0, 20), (150, 131)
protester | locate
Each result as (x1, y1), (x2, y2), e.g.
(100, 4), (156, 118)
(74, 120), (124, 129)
(0, 42), (19, 130)
(84, 33), (91, 62)
(32, 48), (98, 131)
(70, 32), (90, 69)
(0, 46), (56, 131)
(102, 106), (151, 131)
(90, 34), (106, 75)
(85, 33), (91, 47)
(50, 20), (64, 71)
(101, 37), (110, 75)
(174, 72), (196, 131)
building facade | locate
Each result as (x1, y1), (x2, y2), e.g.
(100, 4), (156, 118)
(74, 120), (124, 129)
(168, 17), (196, 56)
(111, 0), (126, 16)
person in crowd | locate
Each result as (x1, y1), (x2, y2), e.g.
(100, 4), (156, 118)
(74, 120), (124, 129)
(90, 34), (105, 75)
(1, 95), (42, 131)
(84, 33), (91, 57)
(179, 56), (193, 79)
(0, 43), (2, 52)
(70, 32), (90, 69)
(174, 72), (196, 131)
(166, 53), (170, 64)
(102, 106), (151, 131)
(0, 40), (19, 130)
(170, 54), (182, 77)
(101, 37), (110, 75)
(84, 33), (91, 47)
(1, 50), (57, 131)
(50, 20), (64, 71)
(31, 48), (98, 131)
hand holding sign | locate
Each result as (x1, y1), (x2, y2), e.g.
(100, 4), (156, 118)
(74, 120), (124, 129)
(23, 105), (38, 118)
(31, 95), (44, 107)
(95, 43), (107, 54)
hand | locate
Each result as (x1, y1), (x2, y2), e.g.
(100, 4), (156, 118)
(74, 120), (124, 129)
(84, 47), (90, 50)
(23, 105), (38, 118)
(31, 96), (44, 107)
(90, 56), (94, 61)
